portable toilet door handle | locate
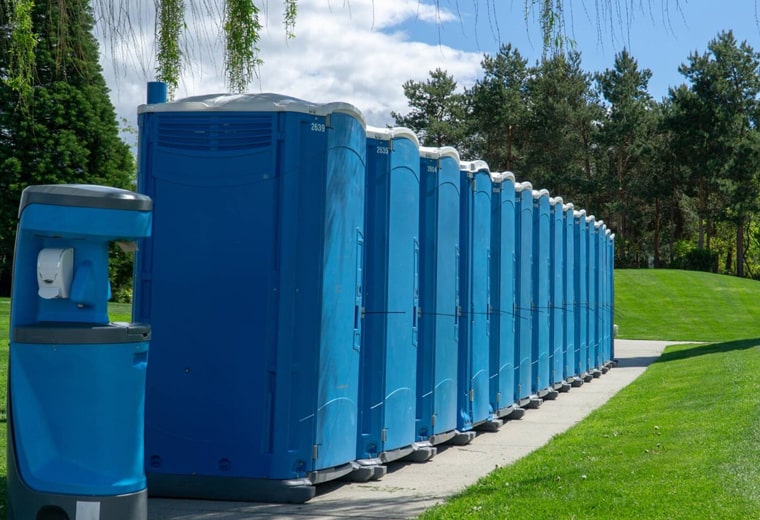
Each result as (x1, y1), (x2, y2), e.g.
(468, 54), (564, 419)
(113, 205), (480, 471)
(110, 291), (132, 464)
(353, 229), (364, 352)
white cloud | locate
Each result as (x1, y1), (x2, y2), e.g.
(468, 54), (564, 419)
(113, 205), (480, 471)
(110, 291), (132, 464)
(99, 0), (483, 143)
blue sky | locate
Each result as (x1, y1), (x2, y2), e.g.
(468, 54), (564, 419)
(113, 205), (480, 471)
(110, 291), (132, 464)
(101, 1), (760, 141)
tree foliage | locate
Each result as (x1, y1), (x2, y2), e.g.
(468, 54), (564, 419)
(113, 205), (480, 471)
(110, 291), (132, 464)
(0, 0), (135, 296)
(468, 44), (529, 172)
(392, 68), (469, 150)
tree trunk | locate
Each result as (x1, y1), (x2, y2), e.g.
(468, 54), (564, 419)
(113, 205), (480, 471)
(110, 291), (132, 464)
(737, 216), (745, 278)
(698, 178), (705, 249)
(653, 197), (661, 267)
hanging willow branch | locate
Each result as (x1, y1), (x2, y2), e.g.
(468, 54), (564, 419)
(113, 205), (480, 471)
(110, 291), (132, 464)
(7, 0), (37, 105)
(156, 0), (184, 97)
(525, 0), (567, 58)
(7, 1), (683, 100)
(224, 0), (262, 93)
(283, 0), (297, 40)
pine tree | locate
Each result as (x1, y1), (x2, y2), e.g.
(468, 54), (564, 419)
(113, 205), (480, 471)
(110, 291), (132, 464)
(468, 44), (529, 172)
(674, 31), (760, 277)
(0, 0), (135, 296)
(392, 68), (469, 150)
(520, 51), (603, 205)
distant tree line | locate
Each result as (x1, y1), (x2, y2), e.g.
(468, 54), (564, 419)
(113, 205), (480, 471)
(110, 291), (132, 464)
(393, 31), (760, 279)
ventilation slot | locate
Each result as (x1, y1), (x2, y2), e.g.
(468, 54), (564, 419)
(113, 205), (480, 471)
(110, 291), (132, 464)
(158, 115), (273, 151)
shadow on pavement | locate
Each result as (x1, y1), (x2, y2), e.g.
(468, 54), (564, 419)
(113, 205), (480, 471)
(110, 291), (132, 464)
(615, 355), (662, 368)
(149, 492), (438, 519)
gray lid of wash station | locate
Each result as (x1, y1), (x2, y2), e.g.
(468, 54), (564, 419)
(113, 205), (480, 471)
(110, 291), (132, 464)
(19, 184), (152, 216)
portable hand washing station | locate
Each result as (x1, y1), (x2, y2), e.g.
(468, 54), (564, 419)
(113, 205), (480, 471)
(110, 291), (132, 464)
(7, 184), (152, 520)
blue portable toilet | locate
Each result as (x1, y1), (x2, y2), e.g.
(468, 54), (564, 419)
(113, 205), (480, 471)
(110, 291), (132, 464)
(136, 91), (369, 502)
(359, 126), (435, 465)
(574, 209), (591, 381)
(514, 182), (539, 408)
(457, 160), (501, 432)
(586, 214), (602, 378)
(531, 189), (555, 400)
(8, 185), (152, 520)
(417, 146), (475, 446)
(489, 172), (523, 420)
(563, 203), (582, 386)
(549, 197), (569, 393)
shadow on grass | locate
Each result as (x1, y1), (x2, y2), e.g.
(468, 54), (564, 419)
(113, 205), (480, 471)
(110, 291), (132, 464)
(656, 338), (760, 363)
(0, 476), (7, 514)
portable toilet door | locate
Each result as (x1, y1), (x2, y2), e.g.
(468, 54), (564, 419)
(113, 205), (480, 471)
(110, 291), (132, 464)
(417, 146), (474, 446)
(601, 225), (613, 368)
(594, 220), (606, 371)
(586, 215), (601, 377)
(457, 160), (500, 432)
(563, 203), (581, 386)
(549, 197), (569, 393)
(136, 91), (367, 503)
(359, 127), (435, 466)
(489, 172), (521, 419)
(514, 182), (537, 408)
(609, 232), (616, 361)
(531, 189), (553, 399)
(574, 209), (590, 381)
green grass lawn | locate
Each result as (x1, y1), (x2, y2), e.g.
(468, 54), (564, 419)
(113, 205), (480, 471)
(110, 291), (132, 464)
(614, 268), (760, 341)
(421, 269), (760, 519)
(109, 302), (133, 323)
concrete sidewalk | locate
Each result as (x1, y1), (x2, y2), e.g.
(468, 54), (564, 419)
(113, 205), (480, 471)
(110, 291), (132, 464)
(147, 339), (673, 520)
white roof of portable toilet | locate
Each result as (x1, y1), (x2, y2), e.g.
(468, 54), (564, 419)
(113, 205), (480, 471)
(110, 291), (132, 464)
(139, 92), (366, 127)
(366, 125), (420, 147)
(491, 171), (515, 184)
(460, 159), (490, 174)
(515, 181), (533, 193)
(550, 196), (564, 206)
(532, 188), (550, 199)
(419, 146), (461, 163)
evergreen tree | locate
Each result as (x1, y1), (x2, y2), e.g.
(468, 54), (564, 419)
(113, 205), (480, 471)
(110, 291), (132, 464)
(520, 51), (603, 206)
(596, 49), (657, 263)
(675, 31), (760, 277)
(392, 68), (469, 150)
(0, 0), (135, 296)
(468, 44), (529, 172)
